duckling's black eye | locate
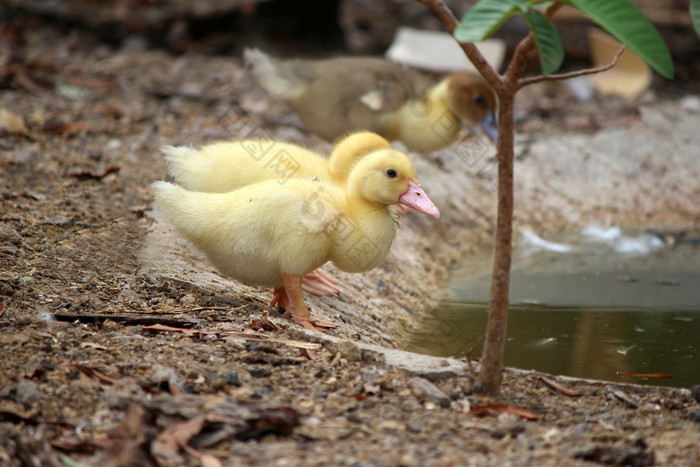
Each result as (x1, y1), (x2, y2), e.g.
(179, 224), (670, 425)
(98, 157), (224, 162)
(474, 95), (484, 105)
(386, 169), (397, 178)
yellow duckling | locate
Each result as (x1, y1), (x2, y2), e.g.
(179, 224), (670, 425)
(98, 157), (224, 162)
(244, 48), (498, 153)
(162, 132), (392, 297)
(152, 149), (440, 332)
(162, 131), (392, 193)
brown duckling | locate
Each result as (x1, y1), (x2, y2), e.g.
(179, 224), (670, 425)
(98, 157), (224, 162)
(244, 48), (498, 153)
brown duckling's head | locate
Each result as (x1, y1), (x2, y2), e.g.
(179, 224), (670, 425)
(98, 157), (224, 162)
(446, 73), (498, 143)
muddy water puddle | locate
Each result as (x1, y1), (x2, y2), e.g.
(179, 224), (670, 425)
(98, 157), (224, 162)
(410, 226), (700, 388)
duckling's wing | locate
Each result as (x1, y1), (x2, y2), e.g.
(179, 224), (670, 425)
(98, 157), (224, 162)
(153, 180), (342, 286)
(292, 59), (431, 140)
(357, 68), (422, 113)
(318, 58), (429, 113)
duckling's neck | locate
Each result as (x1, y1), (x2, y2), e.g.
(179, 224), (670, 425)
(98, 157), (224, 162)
(388, 79), (461, 153)
(327, 151), (360, 183)
(344, 192), (389, 222)
(427, 79), (450, 106)
(328, 193), (396, 273)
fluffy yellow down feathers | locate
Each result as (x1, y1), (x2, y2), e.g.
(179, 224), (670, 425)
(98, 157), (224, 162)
(153, 144), (439, 331)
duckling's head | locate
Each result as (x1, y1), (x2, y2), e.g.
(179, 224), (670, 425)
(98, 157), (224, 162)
(445, 73), (498, 143)
(329, 131), (393, 180)
(348, 149), (440, 219)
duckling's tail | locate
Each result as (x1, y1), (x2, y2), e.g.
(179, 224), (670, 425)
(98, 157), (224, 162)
(161, 145), (201, 190)
(152, 181), (202, 237)
(243, 47), (303, 100)
(152, 180), (184, 214)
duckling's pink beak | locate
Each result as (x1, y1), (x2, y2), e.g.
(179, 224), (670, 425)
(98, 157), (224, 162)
(399, 180), (440, 219)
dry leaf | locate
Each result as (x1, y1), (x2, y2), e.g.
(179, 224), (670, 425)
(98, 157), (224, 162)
(65, 74), (117, 91)
(80, 342), (109, 351)
(0, 401), (40, 422)
(145, 323), (321, 350)
(68, 166), (120, 181)
(251, 318), (277, 332)
(221, 330), (269, 339)
(251, 310), (279, 332)
(348, 393), (367, 401)
(60, 364), (119, 385)
(97, 402), (149, 466)
(236, 406), (301, 440)
(616, 372), (675, 379)
(363, 381), (381, 395)
(50, 433), (104, 453)
(0, 108), (28, 134)
(268, 338), (322, 350)
(300, 348), (321, 360)
(41, 118), (87, 136)
(152, 416), (223, 467)
(143, 323), (208, 336)
(180, 444), (224, 467)
(468, 404), (543, 421)
(538, 375), (583, 397)
(153, 416), (205, 454)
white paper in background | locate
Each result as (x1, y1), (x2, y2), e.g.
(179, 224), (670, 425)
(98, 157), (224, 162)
(385, 27), (505, 73)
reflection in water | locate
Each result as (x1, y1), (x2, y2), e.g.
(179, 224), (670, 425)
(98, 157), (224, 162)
(409, 228), (700, 388)
(410, 304), (698, 387)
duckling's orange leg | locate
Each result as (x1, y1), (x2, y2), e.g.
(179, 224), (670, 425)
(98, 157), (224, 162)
(302, 269), (341, 296)
(270, 286), (289, 310)
(272, 274), (337, 332)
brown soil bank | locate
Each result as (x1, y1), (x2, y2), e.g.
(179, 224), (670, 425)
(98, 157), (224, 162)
(2, 38), (700, 466)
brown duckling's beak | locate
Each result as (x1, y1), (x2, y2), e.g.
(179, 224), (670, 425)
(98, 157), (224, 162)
(478, 111), (499, 144)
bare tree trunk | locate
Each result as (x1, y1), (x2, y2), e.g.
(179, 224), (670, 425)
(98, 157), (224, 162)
(417, 0), (578, 395)
(477, 90), (514, 394)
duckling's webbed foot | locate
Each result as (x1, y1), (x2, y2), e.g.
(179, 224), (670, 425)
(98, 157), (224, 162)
(280, 309), (338, 330)
(301, 269), (341, 296)
(273, 274), (338, 332)
(308, 316), (338, 329)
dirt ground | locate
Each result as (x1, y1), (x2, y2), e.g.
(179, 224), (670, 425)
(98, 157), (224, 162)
(2, 8), (700, 467)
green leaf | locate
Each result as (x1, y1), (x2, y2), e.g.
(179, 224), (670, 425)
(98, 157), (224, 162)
(533, 1), (556, 10)
(563, 0), (674, 78)
(454, 0), (532, 42)
(691, 0), (700, 37)
(522, 10), (564, 74)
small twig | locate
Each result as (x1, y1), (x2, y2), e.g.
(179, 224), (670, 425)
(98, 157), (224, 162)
(415, 0), (503, 90)
(180, 305), (247, 313)
(52, 313), (198, 327)
(518, 45), (626, 89)
(505, 36), (535, 86)
(113, 305), (247, 314)
(466, 337), (482, 374)
(329, 351), (342, 368)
